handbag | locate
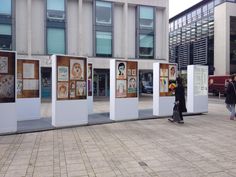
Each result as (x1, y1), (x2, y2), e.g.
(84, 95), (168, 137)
(172, 102), (181, 122)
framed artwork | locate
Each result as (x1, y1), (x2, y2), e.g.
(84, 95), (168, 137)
(88, 64), (92, 79)
(128, 69), (132, 76)
(131, 69), (136, 76)
(17, 80), (23, 96)
(116, 80), (127, 98)
(70, 59), (84, 80)
(168, 80), (176, 96)
(128, 76), (137, 94)
(160, 68), (168, 77)
(23, 63), (35, 79)
(58, 82), (68, 99)
(88, 79), (92, 96)
(0, 57), (8, 73)
(169, 65), (177, 80)
(70, 81), (76, 98)
(58, 66), (69, 82)
(160, 77), (168, 93)
(17, 59), (40, 98)
(0, 75), (14, 98)
(116, 61), (127, 79)
(76, 81), (86, 97)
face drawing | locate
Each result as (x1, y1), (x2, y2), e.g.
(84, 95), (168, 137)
(118, 63), (125, 76)
(129, 78), (136, 88)
(59, 85), (67, 97)
(118, 83), (125, 93)
(170, 67), (175, 76)
(72, 63), (82, 79)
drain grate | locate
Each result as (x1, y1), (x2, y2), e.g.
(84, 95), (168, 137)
(138, 161), (148, 167)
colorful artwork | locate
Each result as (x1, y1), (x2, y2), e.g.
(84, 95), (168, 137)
(0, 75), (14, 98)
(70, 59), (84, 80)
(76, 81), (86, 96)
(17, 80), (23, 96)
(70, 81), (76, 98)
(116, 80), (127, 98)
(169, 65), (177, 80)
(160, 77), (168, 93)
(116, 61), (127, 79)
(128, 76), (137, 93)
(0, 57), (8, 74)
(58, 66), (69, 82)
(23, 63), (35, 79)
(57, 82), (68, 99)
(168, 80), (176, 96)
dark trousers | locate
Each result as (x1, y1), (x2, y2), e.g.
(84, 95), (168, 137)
(179, 109), (183, 121)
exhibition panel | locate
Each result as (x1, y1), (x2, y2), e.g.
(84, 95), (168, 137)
(110, 59), (139, 121)
(16, 59), (41, 121)
(52, 55), (88, 127)
(88, 63), (93, 114)
(0, 50), (17, 134)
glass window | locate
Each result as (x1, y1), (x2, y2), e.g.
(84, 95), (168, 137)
(139, 35), (154, 58)
(47, 28), (65, 54)
(96, 1), (112, 25)
(140, 6), (154, 29)
(96, 31), (112, 57)
(0, 0), (11, 15)
(47, 0), (65, 11)
(0, 24), (11, 35)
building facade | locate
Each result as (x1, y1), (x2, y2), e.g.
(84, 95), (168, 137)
(0, 0), (169, 98)
(169, 0), (236, 75)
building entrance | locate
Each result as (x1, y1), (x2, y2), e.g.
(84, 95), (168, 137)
(93, 69), (110, 97)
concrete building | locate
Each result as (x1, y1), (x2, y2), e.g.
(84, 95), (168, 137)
(0, 0), (169, 98)
(169, 0), (236, 76)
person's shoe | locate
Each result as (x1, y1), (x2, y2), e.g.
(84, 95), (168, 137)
(178, 120), (184, 124)
(230, 117), (234, 120)
(168, 118), (174, 123)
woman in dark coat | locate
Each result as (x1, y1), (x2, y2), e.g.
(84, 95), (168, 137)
(169, 76), (187, 123)
(225, 74), (236, 120)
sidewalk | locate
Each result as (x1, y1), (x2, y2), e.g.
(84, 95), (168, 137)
(1, 98), (236, 177)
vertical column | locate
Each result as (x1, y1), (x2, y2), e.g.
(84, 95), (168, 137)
(27, 0), (32, 57)
(78, 0), (83, 55)
(123, 2), (128, 59)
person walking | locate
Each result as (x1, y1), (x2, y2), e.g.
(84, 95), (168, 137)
(169, 76), (187, 124)
(225, 74), (236, 120)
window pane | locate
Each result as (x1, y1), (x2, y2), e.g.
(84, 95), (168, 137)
(47, 28), (65, 54)
(0, 24), (11, 35)
(96, 1), (112, 25)
(140, 6), (154, 29)
(96, 31), (112, 56)
(0, 0), (11, 15)
(139, 35), (154, 58)
(47, 0), (65, 11)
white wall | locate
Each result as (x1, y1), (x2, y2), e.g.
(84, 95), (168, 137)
(214, 2), (236, 75)
(32, 0), (45, 55)
(114, 4), (123, 58)
(16, 0), (28, 54)
(67, 0), (79, 55)
(83, 1), (93, 57)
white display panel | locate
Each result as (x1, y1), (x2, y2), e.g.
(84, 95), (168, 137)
(153, 62), (176, 116)
(52, 55), (88, 127)
(110, 59), (138, 121)
(16, 58), (41, 121)
(187, 65), (208, 113)
(0, 51), (17, 134)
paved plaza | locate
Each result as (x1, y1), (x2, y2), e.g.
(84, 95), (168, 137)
(1, 97), (236, 177)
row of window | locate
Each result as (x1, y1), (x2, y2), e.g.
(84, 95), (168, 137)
(0, 0), (156, 59)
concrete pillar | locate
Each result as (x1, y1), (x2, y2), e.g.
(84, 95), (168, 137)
(27, 0), (32, 57)
(78, 0), (83, 55)
(123, 2), (128, 59)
